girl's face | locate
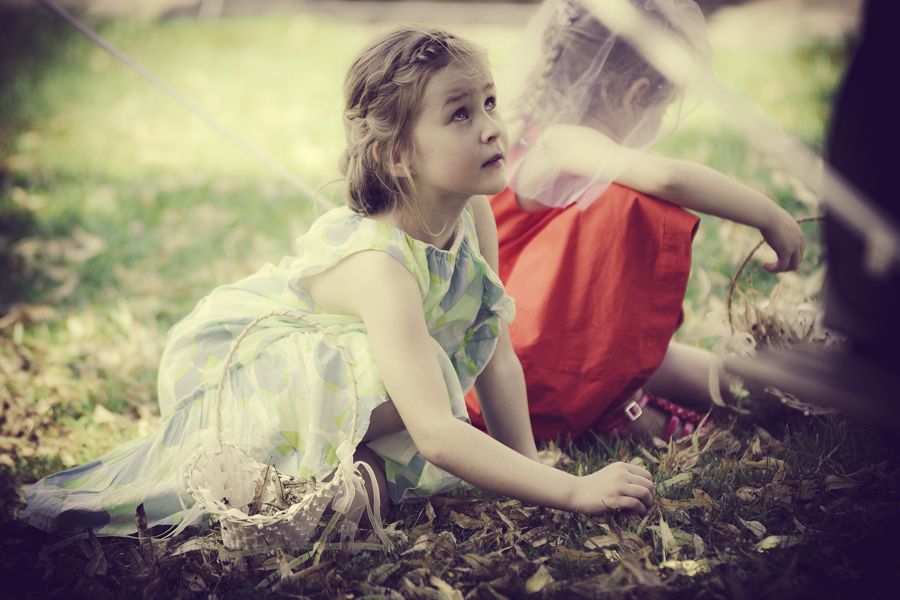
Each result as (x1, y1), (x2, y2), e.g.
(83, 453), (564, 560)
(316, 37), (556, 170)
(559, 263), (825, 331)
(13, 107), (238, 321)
(408, 61), (509, 207)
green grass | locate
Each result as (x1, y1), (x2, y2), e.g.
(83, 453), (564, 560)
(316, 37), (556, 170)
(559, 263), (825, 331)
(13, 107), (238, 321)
(2, 7), (894, 600)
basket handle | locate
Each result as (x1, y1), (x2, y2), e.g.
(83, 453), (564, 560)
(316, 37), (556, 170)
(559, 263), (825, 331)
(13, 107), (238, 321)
(726, 215), (822, 334)
(213, 309), (359, 445)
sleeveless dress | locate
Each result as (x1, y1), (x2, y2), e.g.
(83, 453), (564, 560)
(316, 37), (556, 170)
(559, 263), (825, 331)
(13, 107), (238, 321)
(21, 205), (514, 535)
(465, 179), (698, 441)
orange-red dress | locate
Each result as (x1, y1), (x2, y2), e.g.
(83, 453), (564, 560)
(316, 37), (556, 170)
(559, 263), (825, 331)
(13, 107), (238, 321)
(465, 183), (699, 441)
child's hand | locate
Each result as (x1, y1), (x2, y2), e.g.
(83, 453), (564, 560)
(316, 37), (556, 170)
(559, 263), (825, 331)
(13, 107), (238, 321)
(760, 206), (805, 272)
(572, 462), (655, 516)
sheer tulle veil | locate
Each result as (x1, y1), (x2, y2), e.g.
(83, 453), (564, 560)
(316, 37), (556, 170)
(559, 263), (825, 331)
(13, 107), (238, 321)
(497, 0), (714, 209)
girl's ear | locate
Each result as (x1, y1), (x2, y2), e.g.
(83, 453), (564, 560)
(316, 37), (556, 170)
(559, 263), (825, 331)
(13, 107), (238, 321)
(392, 160), (411, 179)
(622, 77), (651, 109)
(373, 141), (411, 178)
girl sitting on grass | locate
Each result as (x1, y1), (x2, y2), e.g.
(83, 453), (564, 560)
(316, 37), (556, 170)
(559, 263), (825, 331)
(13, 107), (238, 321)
(21, 26), (656, 537)
(465, 0), (806, 441)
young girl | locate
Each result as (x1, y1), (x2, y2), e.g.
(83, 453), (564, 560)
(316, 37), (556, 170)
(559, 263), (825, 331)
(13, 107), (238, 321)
(464, 0), (806, 441)
(21, 26), (655, 536)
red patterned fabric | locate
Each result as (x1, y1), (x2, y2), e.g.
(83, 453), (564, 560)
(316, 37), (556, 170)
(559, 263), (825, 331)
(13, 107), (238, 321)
(466, 184), (699, 441)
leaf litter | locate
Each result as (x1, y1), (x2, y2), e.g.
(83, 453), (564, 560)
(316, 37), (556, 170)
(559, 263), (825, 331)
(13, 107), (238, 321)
(2, 194), (899, 599)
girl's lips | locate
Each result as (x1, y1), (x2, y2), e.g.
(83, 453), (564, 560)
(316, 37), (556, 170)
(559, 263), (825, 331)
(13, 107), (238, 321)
(482, 154), (504, 168)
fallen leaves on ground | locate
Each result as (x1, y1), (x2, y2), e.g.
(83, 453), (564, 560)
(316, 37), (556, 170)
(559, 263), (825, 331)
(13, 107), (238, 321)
(1, 245), (898, 598)
(3, 412), (897, 599)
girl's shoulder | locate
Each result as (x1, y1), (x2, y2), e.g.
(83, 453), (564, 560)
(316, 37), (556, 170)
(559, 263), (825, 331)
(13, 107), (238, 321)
(296, 205), (408, 266)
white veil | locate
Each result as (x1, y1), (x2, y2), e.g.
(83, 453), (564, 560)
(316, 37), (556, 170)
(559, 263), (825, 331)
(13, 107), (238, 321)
(498, 0), (714, 209)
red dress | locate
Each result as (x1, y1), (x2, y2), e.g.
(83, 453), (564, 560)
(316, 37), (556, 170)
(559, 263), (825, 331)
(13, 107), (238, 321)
(465, 184), (699, 441)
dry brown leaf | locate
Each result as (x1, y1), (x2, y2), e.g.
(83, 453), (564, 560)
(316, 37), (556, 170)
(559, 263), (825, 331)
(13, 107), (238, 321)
(552, 546), (604, 563)
(429, 575), (463, 600)
(524, 564), (554, 594)
(701, 428), (736, 452)
(639, 446), (660, 464)
(402, 533), (438, 556)
(247, 464), (271, 517)
(754, 535), (802, 552)
(691, 488), (720, 512)
(537, 440), (574, 468)
(520, 525), (550, 547)
(135, 503), (151, 548)
(655, 496), (708, 515)
(585, 534), (618, 550)
(460, 551), (524, 579)
(586, 530), (645, 552)
(660, 559), (711, 577)
(495, 508), (517, 532)
(692, 533), (707, 557)
(618, 552), (663, 587)
(449, 510), (484, 530)
(735, 487), (764, 502)
(84, 529), (109, 577)
(656, 472), (695, 494)
(180, 569), (208, 592)
(824, 474), (858, 491)
(366, 562), (402, 586)
(607, 520), (648, 555)
(658, 515), (677, 556)
(744, 458), (787, 472)
(737, 516), (767, 539)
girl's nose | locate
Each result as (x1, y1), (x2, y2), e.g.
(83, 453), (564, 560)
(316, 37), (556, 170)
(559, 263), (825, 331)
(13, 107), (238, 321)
(481, 114), (504, 143)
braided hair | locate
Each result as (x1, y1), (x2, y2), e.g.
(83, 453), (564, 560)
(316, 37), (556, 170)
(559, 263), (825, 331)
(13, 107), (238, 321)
(518, 0), (677, 140)
(340, 27), (488, 217)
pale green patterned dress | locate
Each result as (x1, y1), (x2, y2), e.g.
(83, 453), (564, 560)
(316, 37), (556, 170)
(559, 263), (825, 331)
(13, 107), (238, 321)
(21, 205), (514, 534)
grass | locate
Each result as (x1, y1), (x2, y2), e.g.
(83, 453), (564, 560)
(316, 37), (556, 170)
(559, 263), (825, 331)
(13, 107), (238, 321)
(2, 5), (897, 600)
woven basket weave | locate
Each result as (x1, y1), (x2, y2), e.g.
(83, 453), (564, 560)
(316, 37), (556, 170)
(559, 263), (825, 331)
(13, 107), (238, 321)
(185, 309), (359, 551)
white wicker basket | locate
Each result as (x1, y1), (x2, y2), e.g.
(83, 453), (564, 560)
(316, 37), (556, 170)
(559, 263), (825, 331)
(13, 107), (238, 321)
(185, 309), (360, 551)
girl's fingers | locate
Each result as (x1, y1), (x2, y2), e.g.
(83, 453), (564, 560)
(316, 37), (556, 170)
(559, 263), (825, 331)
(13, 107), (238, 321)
(615, 496), (649, 516)
(628, 482), (655, 508)
(635, 475), (656, 496)
(623, 463), (652, 479)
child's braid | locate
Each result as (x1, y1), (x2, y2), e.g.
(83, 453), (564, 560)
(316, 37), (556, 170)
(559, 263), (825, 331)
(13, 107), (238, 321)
(516, 16), (568, 130)
(515, 0), (677, 132)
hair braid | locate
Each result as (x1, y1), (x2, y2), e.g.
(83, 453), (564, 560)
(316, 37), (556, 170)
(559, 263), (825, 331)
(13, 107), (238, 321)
(516, 0), (677, 133)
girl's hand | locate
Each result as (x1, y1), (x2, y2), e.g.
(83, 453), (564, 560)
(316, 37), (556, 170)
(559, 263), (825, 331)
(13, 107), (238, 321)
(760, 206), (805, 272)
(572, 462), (655, 516)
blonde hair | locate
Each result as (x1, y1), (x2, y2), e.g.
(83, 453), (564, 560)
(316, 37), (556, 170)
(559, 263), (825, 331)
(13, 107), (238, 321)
(522, 0), (675, 136)
(339, 27), (488, 218)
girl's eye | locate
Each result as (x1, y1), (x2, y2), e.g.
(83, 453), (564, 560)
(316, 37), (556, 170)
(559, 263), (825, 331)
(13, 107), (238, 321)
(485, 96), (497, 111)
(452, 108), (469, 122)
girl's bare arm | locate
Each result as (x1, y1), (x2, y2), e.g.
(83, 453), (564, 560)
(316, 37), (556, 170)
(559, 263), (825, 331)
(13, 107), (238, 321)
(617, 154), (805, 272)
(524, 124), (805, 272)
(303, 248), (654, 515)
(469, 196), (538, 461)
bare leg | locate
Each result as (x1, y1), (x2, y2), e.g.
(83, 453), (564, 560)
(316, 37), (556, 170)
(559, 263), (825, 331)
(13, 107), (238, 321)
(354, 443), (393, 519)
(618, 342), (730, 438)
(357, 400), (404, 518)
(622, 389), (670, 437)
(643, 341), (730, 412)
(362, 400), (405, 442)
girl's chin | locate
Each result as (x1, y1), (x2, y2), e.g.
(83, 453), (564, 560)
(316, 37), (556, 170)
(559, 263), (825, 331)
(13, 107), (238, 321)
(488, 183), (508, 195)
(484, 173), (509, 196)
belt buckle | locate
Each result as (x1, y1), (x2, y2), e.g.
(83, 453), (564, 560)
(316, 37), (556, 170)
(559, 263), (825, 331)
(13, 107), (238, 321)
(624, 400), (642, 422)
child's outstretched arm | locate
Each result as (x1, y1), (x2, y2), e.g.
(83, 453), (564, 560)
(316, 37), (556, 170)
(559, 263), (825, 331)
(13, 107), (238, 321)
(529, 124), (806, 272)
(617, 154), (805, 272)
(304, 247), (654, 515)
